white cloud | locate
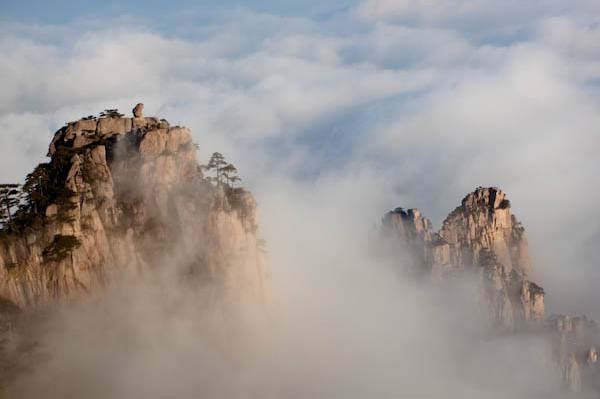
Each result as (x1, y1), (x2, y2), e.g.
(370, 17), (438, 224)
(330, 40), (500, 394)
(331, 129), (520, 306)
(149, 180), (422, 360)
(357, 0), (487, 20)
(356, 0), (600, 25)
(0, 113), (54, 182)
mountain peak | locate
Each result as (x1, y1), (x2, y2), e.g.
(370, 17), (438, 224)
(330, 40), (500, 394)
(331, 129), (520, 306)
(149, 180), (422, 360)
(0, 106), (269, 309)
(383, 186), (540, 329)
(382, 187), (599, 392)
(460, 186), (509, 210)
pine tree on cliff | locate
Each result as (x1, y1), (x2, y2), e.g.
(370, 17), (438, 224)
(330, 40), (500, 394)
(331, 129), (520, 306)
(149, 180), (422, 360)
(0, 184), (22, 229)
(221, 163), (241, 187)
(99, 109), (124, 118)
(21, 164), (51, 215)
(203, 152), (228, 186)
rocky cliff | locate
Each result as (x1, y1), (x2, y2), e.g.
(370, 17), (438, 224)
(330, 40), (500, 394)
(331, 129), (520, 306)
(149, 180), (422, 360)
(0, 105), (269, 311)
(382, 187), (599, 392)
(383, 187), (544, 332)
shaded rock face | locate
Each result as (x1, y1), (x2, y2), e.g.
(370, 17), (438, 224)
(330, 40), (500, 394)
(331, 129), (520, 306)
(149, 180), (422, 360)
(0, 113), (269, 310)
(383, 187), (544, 332)
(548, 315), (600, 393)
(381, 208), (432, 275)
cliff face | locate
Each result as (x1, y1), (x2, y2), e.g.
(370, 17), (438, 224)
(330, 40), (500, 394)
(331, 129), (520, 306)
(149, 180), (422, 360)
(382, 187), (599, 392)
(383, 187), (544, 332)
(0, 108), (269, 310)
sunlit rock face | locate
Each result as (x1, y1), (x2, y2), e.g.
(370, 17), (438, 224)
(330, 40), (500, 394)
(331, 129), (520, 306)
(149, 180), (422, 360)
(437, 188), (532, 279)
(383, 187), (544, 332)
(0, 110), (269, 310)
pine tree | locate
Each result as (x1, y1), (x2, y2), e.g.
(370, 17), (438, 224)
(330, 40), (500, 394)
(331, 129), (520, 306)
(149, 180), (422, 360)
(202, 153), (242, 188)
(100, 109), (124, 118)
(21, 164), (52, 215)
(42, 234), (81, 263)
(221, 163), (241, 187)
(0, 184), (22, 229)
(202, 152), (227, 185)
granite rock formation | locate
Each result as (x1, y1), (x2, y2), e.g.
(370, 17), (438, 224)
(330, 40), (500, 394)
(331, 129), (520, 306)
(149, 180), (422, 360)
(383, 187), (544, 331)
(0, 108), (269, 310)
(382, 187), (599, 392)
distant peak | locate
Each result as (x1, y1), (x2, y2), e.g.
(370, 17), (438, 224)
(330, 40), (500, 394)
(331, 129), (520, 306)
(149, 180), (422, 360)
(390, 207), (422, 220)
(461, 186), (510, 210)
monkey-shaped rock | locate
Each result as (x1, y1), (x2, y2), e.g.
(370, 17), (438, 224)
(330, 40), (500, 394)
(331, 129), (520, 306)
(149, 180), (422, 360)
(132, 103), (144, 118)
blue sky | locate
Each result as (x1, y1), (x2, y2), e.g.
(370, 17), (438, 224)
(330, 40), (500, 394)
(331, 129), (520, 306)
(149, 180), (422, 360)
(1, 0), (600, 317)
(1, 0), (358, 24)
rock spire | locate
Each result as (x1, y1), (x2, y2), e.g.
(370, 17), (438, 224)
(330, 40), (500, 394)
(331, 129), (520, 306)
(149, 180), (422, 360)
(383, 187), (544, 331)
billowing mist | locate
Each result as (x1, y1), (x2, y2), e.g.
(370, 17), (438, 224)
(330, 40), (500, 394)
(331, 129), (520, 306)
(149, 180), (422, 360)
(1, 0), (600, 397)
(0, 168), (579, 398)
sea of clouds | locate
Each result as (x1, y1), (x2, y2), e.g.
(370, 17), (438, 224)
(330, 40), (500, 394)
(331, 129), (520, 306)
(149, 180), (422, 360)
(1, 1), (600, 396)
